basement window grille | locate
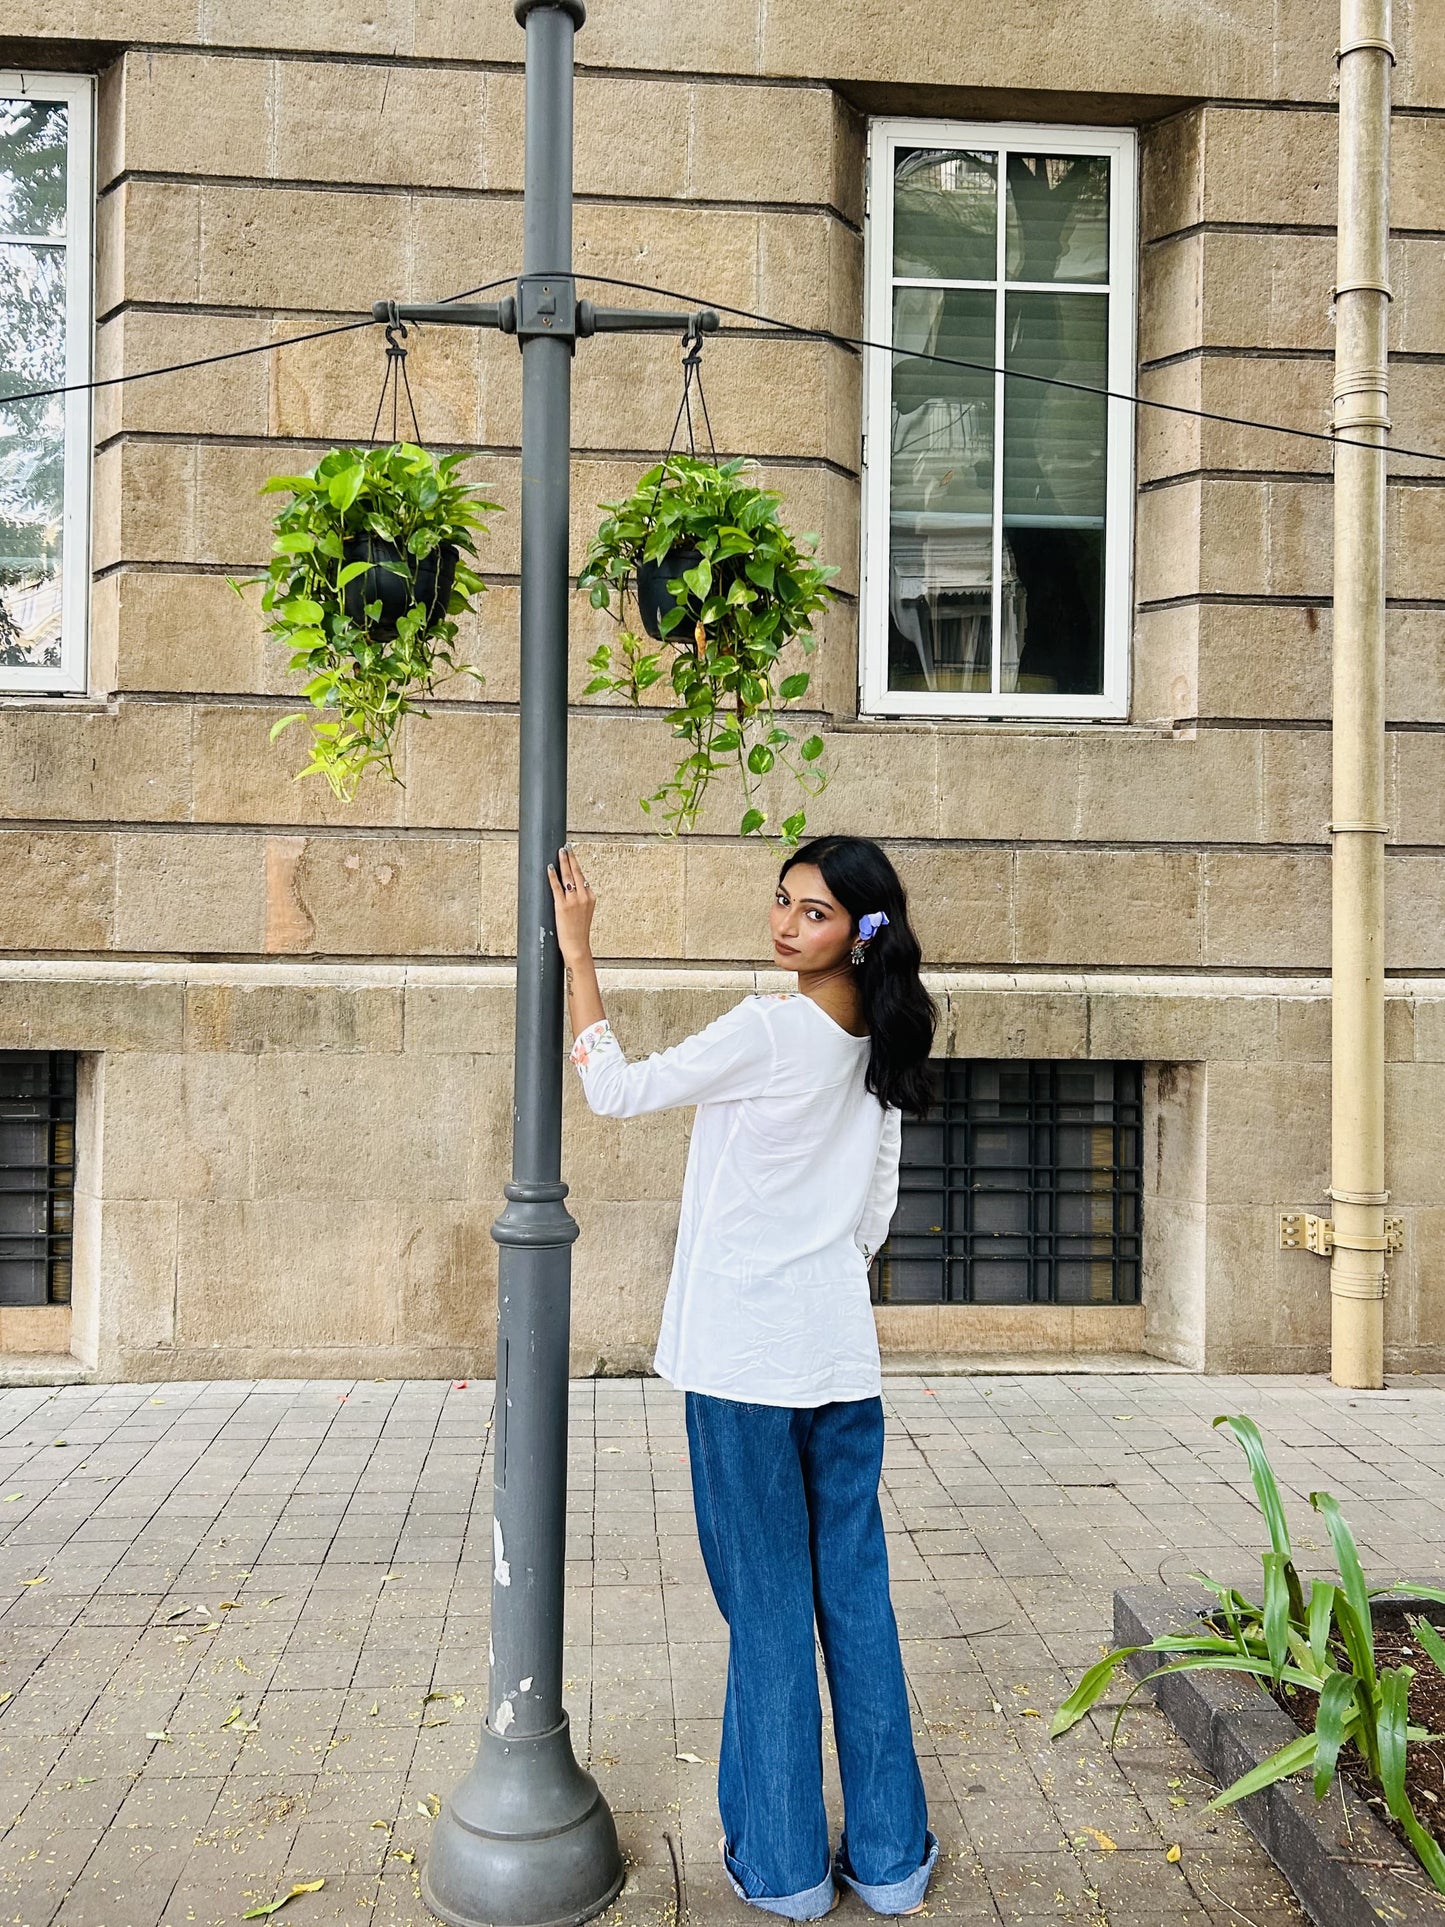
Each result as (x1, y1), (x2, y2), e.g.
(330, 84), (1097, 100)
(0, 1052), (76, 1306)
(873, 1060), (1141, 1306)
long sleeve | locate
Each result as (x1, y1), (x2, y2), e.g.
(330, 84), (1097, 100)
(570, 998), (777, 1119)
(855, 1106), (902, 1260)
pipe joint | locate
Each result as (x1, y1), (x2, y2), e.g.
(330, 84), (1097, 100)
(1332, 280), (1393, 302)
(1330, 1266), (1390, 1297)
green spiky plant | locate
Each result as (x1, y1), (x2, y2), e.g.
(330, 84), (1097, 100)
(1052, 1415), (1445, 1894)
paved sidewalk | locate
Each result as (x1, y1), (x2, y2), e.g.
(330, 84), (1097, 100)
(3, 1374), (1445, 1927)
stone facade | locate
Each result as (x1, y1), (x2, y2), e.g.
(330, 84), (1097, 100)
(2, 0), (1443, 1380)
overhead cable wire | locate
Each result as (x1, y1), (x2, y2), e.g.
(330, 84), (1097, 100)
(571, 270), (1442, 471)
(0, 278), (518, 410)
(0, 265), (1437, 470)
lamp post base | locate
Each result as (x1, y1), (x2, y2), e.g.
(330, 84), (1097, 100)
(422, 1715), (624, 1927)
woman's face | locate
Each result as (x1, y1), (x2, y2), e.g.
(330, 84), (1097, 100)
(771, 863), (853, 974)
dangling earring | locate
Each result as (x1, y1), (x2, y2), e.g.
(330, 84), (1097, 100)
(851, 909), (889, 968)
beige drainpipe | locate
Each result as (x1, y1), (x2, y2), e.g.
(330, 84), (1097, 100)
(1329, 0), (1393, 1387)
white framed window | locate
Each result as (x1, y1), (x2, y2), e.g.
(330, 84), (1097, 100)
(862, 120), (1137, 719)
(0, 73), (93, 696)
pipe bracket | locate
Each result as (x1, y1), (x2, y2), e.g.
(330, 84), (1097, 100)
(1332, 280), (1394, 301)
(1329, 821), (1390, 834)
(1280, 1211), (1402, 1257)
(1336, 37), (1396, 61)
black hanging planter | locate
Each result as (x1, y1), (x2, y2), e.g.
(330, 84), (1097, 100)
(343, 533), (458, 643)
(635, 545), (704, 642)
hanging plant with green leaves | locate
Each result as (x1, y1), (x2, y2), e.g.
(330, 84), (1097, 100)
(578, 454), (836, 843)
(245, 442), (499, 798)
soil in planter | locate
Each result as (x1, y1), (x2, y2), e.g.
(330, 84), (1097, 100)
(1269, 1610), (1445, 1858)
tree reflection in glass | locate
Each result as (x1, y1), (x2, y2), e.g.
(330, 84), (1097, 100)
(885, 144), (1114, 701)
(0, 99), (69, 671)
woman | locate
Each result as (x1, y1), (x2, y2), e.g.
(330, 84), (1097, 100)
(547, 834), (939, 1921)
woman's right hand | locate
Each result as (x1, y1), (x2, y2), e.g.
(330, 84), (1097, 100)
(547, 845), (597, 963)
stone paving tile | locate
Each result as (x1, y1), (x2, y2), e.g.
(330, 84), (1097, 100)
(4, 1373), (1445, 1922)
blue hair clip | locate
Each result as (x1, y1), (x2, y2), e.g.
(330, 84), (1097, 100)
(857, 911), (889, 943)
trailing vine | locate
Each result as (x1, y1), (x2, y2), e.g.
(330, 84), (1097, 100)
(246, 443), (498, 799)
(578, 455), (836, 842)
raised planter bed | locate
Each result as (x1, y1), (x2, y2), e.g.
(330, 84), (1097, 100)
(1116, 1587), (1445, 1925)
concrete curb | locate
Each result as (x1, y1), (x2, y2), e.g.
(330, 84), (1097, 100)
(1114, 1587), (1445, 1926)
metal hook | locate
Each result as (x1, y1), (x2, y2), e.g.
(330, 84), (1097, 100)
(384, 300), (409, 355)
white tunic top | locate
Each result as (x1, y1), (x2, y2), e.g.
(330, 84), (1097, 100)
(570, 992), (901, 1408)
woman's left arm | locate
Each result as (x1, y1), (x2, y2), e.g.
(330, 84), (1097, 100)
(856, 1106), (903, 1263)
(547, 845), (776, 1118)
(548, 845), (606, 1037)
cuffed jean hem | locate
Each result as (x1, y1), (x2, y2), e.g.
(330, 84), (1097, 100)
(834, 1830), (939, 1915)
(723, 1846), (836, 1921)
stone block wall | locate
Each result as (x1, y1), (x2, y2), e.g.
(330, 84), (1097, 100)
(1, 0), (1443, 1376)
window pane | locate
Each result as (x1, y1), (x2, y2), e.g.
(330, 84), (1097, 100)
(893, 147), (997, 281)
(1000, 291), (1107, 695)
(0, 98), (68, 238)
(0, 241), (67, 672)
(1005, 153), (1109, 283)
(887, 287), (994, 694)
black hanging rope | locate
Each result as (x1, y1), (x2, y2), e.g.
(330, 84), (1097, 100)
(644, 317), (719, 532)
(369, 303), (423, 446)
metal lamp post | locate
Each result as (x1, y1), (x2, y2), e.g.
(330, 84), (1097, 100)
(373, 3), (715, 1922)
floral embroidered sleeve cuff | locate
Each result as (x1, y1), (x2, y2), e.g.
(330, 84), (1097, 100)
(569, 1018), (614, 1073)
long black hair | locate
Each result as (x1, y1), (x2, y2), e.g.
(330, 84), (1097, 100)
(779, 835), (937, 1117)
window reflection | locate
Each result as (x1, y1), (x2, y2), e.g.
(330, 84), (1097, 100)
(882, 140), (1114, 701)
(1005, 153), (1110, 283)
(0, 99), (70, 674)
(892, 148), (997, 281)
(887, 287), (994, 692)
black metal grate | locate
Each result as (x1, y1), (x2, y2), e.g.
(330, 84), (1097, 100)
(873, 1061), (1142, 1307)
(0, 1054), (76, 1307)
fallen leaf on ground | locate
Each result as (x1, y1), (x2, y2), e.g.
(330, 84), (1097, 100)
(218, 1600), (240, 1611)
(221, 1706), (244, 1728)
(0, 1692), (12, 1706)
(1078, 1828), (1117, 1852)
(370, 1820), (390, 1831)
(676, 1751), (707, 1765)
(368, 1703), (379, 1717)
(418, 1794), (441, 1819)
(391, 1848), (416, 1865)
(1020, 1708), (1042, 1718)
(1166, 1845), (1182, 1863)
(3, 1493), (21, 1502)
(145, 1730), (171, 1743)
(19, 1576), (47, 1587)
(241, 1878), (326, 1918)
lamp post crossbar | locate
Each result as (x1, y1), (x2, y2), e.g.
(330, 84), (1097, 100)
(371, 9), (718, 1926)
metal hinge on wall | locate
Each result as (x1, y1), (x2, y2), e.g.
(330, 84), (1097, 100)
(1279, 1212), (1403, 1256)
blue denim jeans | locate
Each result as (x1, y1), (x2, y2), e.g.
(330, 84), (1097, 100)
(685, 1392), (937, 1920)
